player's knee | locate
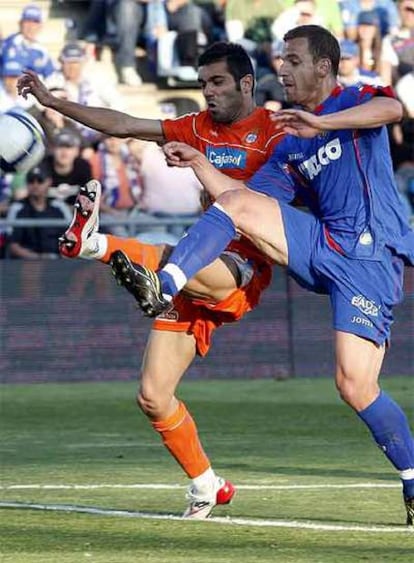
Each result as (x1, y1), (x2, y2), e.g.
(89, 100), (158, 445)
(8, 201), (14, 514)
(335, 373), (378, 411)
(136, 385), (171, 419)
(216, 189), (249, 224)
(336, 377), (358, 407)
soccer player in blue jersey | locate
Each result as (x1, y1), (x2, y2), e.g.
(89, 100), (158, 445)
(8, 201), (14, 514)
(110, 25), (414, 525)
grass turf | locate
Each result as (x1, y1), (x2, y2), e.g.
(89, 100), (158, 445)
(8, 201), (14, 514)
(1, 378), (413, 562)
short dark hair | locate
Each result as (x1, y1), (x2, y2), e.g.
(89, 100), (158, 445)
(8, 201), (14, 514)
(284, 25), (340, 76)
(198, 41), (255, 91)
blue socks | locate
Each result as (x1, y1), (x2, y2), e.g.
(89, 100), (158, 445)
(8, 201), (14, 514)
(158, 203), (237, 298)
(358, 391), (414, 498)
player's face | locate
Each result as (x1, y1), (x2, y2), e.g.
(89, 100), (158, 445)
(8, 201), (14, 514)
(279, 37), (323, 108)
(198, 61), (251, 124)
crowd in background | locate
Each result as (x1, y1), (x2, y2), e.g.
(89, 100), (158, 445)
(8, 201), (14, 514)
(0, 0), (413, 259)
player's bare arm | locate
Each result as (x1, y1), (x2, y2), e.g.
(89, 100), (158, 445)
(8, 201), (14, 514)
(273, 97), (403, 138)
(163, 141), (245, 199)
(17, 70), (165, 142)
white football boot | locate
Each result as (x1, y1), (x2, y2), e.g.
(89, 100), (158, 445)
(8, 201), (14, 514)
(183, 477), (235, 519)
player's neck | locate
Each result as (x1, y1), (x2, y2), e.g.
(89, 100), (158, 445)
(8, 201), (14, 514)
(230, 102), (256, 124)
(301, 78), (338, 112)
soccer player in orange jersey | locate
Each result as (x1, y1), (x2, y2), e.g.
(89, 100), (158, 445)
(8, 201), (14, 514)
(18, 42), (285, 518)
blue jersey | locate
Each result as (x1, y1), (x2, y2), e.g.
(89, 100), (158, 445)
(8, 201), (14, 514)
(1, 33), (55, 79)
(247, 84), (414, 265)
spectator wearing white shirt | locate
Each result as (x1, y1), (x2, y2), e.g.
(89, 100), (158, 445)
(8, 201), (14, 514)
(380, 0), (414, 86)
(53, 42), (124, 151)
(271, 0), (324, 41)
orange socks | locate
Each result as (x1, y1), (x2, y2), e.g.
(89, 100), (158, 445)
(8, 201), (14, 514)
(152, 401), (211, 478)
(101, 234), (162, 270)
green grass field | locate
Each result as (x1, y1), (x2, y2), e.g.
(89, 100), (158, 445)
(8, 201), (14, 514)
(1, 378), (413, 562)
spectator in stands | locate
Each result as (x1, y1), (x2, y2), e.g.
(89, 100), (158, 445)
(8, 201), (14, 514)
(355, 9), (383, 72)
(340, 0), (399, 41)
(53, 42), (123, 152)
(127, 96), (203, 242)
(380, 0), (414, 86)
(0, 60), (34, 112)
(255, 39), (286, 111)
(194, 0), (226, 44)
(271, 1), (324, 42)
(1, 5), (56, 81)
(166, 0), (204, 68)
(81, 0), (118, 52)
(389, 70), (414, 174)
(90, 136), (142, 237)
(112, 0), (146, 86)
(338, 39), (382, 86)
(224, 0), (285, 44)
(6, 164), (72, 259)
(130, 139), (202, 243)
(30, 87), (80, 153)
(45, 129), (93, 206)
(156, 0), (206, 84)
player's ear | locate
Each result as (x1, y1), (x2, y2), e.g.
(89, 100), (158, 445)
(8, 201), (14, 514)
(317, 58), (331, 78)
(240, 74), (253, 94)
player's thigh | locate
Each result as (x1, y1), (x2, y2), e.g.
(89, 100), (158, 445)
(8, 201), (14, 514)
(220, 190), (289, 265)
(183, 256), (238, 302)
(334, 330), (385, 409)
(140, 328), (197, 399)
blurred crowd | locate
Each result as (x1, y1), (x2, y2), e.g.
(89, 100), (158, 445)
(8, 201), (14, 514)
(0, 0), (413, 259)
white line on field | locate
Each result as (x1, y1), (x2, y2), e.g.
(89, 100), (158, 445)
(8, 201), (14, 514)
(0, 483), (400, 491)
(0, 501), (410, 534)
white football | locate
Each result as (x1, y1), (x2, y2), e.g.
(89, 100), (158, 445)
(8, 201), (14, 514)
(0, 109), (46, 173)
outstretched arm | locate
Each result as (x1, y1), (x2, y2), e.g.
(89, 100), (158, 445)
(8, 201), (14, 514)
(17, 70), (165, 142)
(273, 96), (403, 138)
(163, 142), (246, 199)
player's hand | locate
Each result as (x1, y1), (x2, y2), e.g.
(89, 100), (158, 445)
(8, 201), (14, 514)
(271, 109), (323, 138)
(17, 70), (52, 106)
(163, 141), (204, 168)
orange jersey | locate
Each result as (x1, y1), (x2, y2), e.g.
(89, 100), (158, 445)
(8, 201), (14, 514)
(162, 107), (284, 181)
(163, 107), (284, 265)
(156, 108), (284, 354)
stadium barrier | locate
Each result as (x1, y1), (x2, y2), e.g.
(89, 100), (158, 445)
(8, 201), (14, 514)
(0, 217), (412, 382)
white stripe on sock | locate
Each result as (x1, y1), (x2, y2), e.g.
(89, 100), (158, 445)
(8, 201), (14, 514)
(400, 468), (414, 480)
(83, 233), (107, 260)
(192, 467), (217, 497)
(212, 201), (232, 217)
(162, 263), (188, 293)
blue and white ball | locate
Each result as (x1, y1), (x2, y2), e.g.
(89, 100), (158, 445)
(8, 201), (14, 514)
(0, 109), (46, 173)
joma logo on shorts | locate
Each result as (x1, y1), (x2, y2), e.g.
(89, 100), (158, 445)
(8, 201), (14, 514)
(351, 316), (373, 327)
(351, 295), (380, 317)
(299, 138), (342, 180)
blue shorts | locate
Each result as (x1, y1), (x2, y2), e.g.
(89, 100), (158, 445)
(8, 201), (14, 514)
(279, 203), (405, 345)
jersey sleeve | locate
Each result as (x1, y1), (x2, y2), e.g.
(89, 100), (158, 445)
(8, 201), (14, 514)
(337, 84), (397, 110)
(162, 114), (196, 144)
(246, 146), (296, 203)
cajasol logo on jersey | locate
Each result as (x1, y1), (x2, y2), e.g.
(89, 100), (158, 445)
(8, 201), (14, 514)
(299, 137), (342, 180)
(206, 145), (247, 169)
